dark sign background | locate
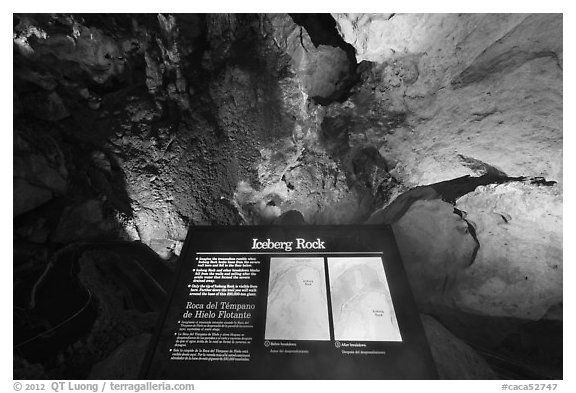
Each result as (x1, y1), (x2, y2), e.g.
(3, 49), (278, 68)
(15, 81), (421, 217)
(140, 225), (438, 379)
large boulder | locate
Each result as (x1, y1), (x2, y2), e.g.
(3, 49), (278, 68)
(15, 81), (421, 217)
(267, 14), (353, 101)
(454, 183), (562, 320)
(391, 198), (477, 311)
(381, 180), (561, 322)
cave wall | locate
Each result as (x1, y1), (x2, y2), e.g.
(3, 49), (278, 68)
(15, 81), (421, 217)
(332, 13), (563, 378)
(328, 13), (563, 321)
(333, 13), (562, 185)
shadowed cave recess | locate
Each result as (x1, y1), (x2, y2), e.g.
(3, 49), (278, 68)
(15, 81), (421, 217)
(13, 13), (562, 380)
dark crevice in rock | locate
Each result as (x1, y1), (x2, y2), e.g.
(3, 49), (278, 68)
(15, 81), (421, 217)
(453, 207), (480, 266)
(431, 174), (525, 205)
(434, 174), (557, 205)
(299, 27), (308, 52)
(530, 177), (557, 186)
(281, 174), (295, 191)
(367, 173), (557, 225)
(289, 13), (347, 49)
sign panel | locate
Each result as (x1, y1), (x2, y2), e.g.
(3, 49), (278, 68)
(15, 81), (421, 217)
(140, 225), (437, 379)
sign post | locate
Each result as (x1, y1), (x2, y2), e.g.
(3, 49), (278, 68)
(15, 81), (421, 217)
(140, 225), (437, 379)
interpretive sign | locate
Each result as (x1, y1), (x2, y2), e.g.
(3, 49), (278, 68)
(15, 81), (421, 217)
(140, 225), (437, 379)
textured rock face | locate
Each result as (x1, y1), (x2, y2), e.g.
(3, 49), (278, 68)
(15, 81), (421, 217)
(13, 14), (373, 378)
(268, 14), (353, 101)
(380, 55), (562, 187)
(14, 15), (129, 86)
(454, 183), (562, 320)
(332, 13), (562, 318)
(391, 183), (562, 322)
(332, 13), (562, 377)
(333, 13), (563, 185)
(333, 14), (561, 86)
